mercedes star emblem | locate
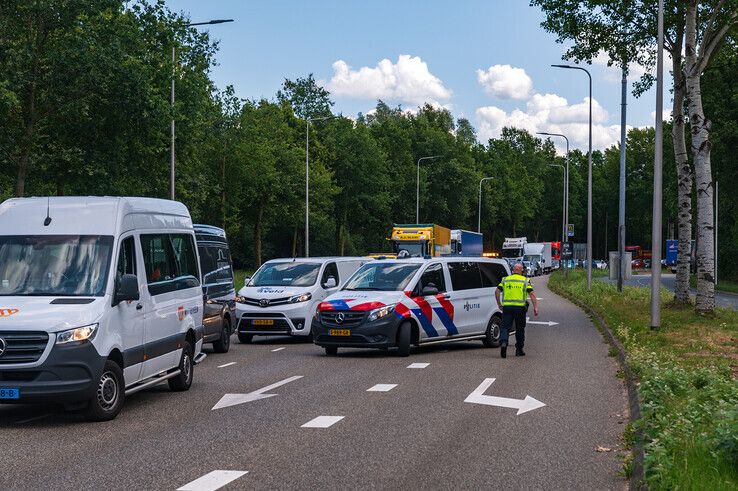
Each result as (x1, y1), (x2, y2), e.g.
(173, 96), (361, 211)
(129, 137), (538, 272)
(335, 313), (345, 324)
(0, 337), (6, 357)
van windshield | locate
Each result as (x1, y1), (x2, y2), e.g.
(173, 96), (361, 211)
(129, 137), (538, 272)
(344, 263), (420, 291)
(0, 235), (114, 296)
(523, 254), (541, 262)
(249, 262), (321, 287)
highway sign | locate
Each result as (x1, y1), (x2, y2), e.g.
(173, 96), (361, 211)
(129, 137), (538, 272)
(567, 224), (574, 237)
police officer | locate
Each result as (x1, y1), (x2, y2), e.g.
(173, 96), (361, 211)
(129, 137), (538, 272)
(494, 262), (539, 358)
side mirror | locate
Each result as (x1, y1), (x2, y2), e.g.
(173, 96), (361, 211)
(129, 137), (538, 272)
(114, 274), (139, 306)
(243, 276), (251, 286)
(324, 277), (337, 289)
(421, 284), (439, 296)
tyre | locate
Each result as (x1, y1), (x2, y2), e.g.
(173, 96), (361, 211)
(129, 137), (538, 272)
(482, 316), (502, 348)
(168, 341), (194, 392)
(238, 332), (253, 344)
(396, 321), (411, 357)
(86, 360), (125, 422)
(325, 346), (338, 356)
(212, 318), (231, 353)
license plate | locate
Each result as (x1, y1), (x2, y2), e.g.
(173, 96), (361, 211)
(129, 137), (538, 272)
(329, 329), (351, 336)
(0, 388), (19, 400)
(252, 319), (274, 326)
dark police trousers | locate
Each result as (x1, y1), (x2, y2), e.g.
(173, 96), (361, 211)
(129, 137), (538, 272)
(500, 305), (526, 349)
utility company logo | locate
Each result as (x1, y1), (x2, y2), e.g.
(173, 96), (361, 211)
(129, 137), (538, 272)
(257, 287), (285, 294)
(463, 302), (480, 312)
(178, 306), (185, 321)
(0, 308), (19, 317)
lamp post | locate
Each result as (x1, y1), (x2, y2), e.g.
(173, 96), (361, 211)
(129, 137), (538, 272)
(552, 64), (593, 290)
(548, 164), (566, 243)
(305, 115), (336, 257)
(478, 177), (495, 233)
(650, 0), (664, 330)
(416, 155), (441, 222)
(537, 132), (570, 274)
(170, 18), (233, 201)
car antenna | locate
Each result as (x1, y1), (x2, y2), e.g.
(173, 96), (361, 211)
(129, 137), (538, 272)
(43, 197), (52, 226)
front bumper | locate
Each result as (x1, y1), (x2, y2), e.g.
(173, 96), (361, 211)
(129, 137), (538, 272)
(0, 340), (105, 405)
(236, 303), (310, 336)
(312, 312), (402, 349)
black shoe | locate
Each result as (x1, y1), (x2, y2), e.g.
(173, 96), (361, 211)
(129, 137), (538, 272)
(515, 350), (526, 356)
(501, 343), (507, 358)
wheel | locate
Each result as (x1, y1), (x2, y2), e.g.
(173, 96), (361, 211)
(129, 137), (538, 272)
(86, 360), (125, 422)
(168, 341), (194, 392)
(238, 332), (253, 344)
(324, 346), (338, 356)
(396, 321), (411, 357)
(212, 318), (231, 353)
(482, 316), (501, 348)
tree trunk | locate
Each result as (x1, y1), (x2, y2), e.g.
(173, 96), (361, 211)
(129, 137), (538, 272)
(291, 227), (298, 257)
(16, 83), (37, 197)
(685, 1), (714, 313)
(254, 203), (264, 269)
(671, 47), (692, 304)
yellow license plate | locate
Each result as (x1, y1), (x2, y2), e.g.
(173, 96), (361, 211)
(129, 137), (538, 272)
(252, 319), (274, 326)
(329, 329), (351, 336)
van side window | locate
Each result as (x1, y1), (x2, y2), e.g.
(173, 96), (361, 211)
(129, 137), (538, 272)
(321, 262), (339, 287)
(479, 262), (507, 288)
(116, 237), (137, 280)
(419, 263), (446, 293)
(141, 234), (200, 295)
(199, 245), (234, 286)
(448, 262), (483, 290)
(215, 246), (233, 282)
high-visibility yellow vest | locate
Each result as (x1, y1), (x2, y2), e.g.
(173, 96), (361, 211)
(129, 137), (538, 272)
(500, 274), (532, 307)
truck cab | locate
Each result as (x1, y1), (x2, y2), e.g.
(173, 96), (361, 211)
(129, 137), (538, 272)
(390, 224), (451, 257)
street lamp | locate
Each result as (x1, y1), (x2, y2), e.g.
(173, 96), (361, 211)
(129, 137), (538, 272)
(478, 177), (495, 233)
(552, 64), (593, 290)
(170, 19), (234, 200)
(548, 164), (566, 243)
(305, 115), (337, 257)
(650, 0), (665, 330)
(416, 156), (441, 222)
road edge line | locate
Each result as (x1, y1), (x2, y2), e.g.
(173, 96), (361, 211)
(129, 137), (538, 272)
(549, 279), (646, 491)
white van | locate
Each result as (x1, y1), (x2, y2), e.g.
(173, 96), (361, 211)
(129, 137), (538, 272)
(312, 257), (511, 356)
(235, 257), (367, 342)
(0, 197), (205, 421)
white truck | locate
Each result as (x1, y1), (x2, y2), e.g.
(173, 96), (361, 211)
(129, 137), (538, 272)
(524, 242), (553, 274)
(502, 237), (527, 262)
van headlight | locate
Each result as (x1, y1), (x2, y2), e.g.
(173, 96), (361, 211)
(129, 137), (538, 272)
(367, 304), (396, 322)
(56, 324), (97, 344)
(289, 292), (312, 303)
(235, 295), (247, 304)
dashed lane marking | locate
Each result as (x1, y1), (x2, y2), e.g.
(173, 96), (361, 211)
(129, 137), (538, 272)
(271, 347), (286, 352)
(217, 362), (236, 368)
(177, 470), (248, 491)
(367, 384), (397, 392)
(407, 363), (429, 369)
(302, 416), (344, 428)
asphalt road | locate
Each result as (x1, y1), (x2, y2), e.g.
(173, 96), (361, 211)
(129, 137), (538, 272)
(0, 276), (627, 490)
(600, 272), (738, 310)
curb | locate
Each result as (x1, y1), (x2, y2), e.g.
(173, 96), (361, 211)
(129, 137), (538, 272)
(549, 280), (646, 490)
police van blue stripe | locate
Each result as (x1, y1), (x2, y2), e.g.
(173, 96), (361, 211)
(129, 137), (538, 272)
(411, 308), (439, 337)
(432, 307), (458, 336)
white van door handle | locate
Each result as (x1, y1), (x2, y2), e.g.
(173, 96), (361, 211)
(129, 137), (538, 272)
(443, 294), (451, 300)
(136, 303), (143, 310)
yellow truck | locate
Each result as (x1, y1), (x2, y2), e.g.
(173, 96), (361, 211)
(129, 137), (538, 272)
(390, 223), (452, 257)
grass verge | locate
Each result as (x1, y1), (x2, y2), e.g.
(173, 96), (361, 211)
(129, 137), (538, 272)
(233, 270), (253, 289)
(689, 274), (738, 295)
(549, 270), (738, 490)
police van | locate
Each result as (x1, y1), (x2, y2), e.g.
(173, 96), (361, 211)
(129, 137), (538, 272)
(0, 197), (205, 421)
(312, 257), (510, 356)
(236, 257), (366, 342)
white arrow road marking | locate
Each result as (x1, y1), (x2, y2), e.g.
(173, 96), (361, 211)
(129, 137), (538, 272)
(271, 347), (286, 352)
(464, 378), (546, 415)
(302, 416), (344, 428)
(367, 384), (397, 392)
(177, 470), (248, 491)
(407, 362), (429, 369)
(212, 375), (303, 410)
(217, 362), (236, 368)
(526, 317), (559, 326)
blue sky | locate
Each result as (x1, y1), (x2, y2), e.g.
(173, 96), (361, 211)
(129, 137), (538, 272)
(166, 0), (663, 152)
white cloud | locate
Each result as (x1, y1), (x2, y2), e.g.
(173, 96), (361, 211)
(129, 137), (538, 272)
(323, 55), (452, 107)
(476, 64), (533, 100)
(476, 95), (626, 152)
(593, 51), (650, 83)
(650, 109), (672, 122)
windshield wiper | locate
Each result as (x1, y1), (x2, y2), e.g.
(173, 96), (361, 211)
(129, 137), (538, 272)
(346, 287), (384, 291)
